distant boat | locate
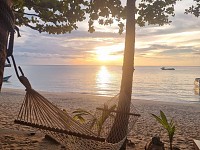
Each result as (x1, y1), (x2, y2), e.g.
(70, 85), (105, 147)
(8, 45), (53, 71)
(4, 63), (11, 67)
(161, 67), (175, 70)
(194, 78), (200, 95)
(194, 78), (200, 87)
(3, 75), (12, 82)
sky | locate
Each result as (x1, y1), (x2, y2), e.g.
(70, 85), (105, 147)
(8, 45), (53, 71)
(13, 1), (200, 66)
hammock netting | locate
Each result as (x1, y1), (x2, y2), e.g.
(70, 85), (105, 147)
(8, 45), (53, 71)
(14, 84), (140, 150)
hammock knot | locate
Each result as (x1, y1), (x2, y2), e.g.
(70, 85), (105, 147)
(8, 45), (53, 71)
(19, 76), (32, 90)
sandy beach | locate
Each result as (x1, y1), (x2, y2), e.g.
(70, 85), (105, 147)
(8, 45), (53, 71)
(0, 88), (200, 150)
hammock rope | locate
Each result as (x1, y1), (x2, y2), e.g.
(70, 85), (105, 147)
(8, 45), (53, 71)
(2, 1), (140, 149)
(12, 73), (140, 149)
(12, 66), (140, 148)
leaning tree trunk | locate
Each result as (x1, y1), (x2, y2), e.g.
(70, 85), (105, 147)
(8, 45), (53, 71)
(0, 0), (12, 91)
(107, 0), (135, 149)
(0, 24), (9, 91)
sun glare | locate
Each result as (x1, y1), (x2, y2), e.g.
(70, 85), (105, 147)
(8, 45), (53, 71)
(96, 66), (111, 91)
(95, 44), (123, 62)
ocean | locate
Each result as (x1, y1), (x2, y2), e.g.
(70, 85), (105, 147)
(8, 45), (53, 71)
(3, 65), (200, 103)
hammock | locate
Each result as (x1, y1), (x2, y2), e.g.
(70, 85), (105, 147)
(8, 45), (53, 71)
(13, 73), (140, 150)
(1, 1), (140, 149)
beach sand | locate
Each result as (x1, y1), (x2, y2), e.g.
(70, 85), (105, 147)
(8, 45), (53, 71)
(0, 88), (200, 149)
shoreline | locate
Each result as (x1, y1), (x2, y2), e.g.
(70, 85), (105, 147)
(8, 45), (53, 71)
(2, 87), (200, 104)
(0, 88), (200, 149)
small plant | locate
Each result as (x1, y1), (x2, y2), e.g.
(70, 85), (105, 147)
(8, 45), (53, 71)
(151, 110), (176, 150)
(96, 104), (116, 136)
(72, 104), (116, 136)
(72, 108), (95, 123)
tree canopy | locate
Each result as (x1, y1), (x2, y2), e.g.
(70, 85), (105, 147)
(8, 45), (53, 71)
(12, 0), (180, 34)
(12, 0), (88, 34)
(185, 0), (200, 17)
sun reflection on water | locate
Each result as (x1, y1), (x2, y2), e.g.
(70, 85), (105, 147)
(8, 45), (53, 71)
(96, 66), (111, 94)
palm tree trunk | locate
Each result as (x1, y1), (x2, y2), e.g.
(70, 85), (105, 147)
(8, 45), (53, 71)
(0, 0), (12, 91)
(107, 0), (136, 149)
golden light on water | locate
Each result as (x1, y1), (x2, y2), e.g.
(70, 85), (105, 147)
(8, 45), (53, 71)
(96, 66), (111, 91)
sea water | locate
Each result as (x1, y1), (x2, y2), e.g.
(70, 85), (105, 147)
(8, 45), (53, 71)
(3, 65), (200, 103)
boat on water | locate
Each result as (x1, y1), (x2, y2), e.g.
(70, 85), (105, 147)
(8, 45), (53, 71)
(3, 75), (12, 82)
(194, 78), (200, 87)
(3, 63), (12, 82)
(194, 78), (200, 95)
(4, 63), (11, 67)
(161, 67), (175, 70)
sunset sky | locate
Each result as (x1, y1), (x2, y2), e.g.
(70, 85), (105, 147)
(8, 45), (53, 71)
(13, 1), (200, 66)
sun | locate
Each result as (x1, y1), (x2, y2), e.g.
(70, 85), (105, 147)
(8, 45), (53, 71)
(95, 44), (123, 62)
(96, 49), (110, 61)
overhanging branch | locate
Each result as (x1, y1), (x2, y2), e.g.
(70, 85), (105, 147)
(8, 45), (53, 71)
(14, 10), (39, 17)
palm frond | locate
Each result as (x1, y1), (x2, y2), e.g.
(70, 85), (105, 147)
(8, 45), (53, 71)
(151, 110), (176, 150)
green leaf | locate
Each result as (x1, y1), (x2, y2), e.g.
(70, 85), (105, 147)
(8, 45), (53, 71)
(160, 110), (169, 128)
(73, 115), (85, 123)
(151, 113), (164, 126)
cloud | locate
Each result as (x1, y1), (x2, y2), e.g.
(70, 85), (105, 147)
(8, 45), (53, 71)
(14, 25), (126, 65)
(12, 1), (200, 66)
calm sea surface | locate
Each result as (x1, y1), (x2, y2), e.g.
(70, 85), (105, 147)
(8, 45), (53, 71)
(3, 65), (200, 103)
